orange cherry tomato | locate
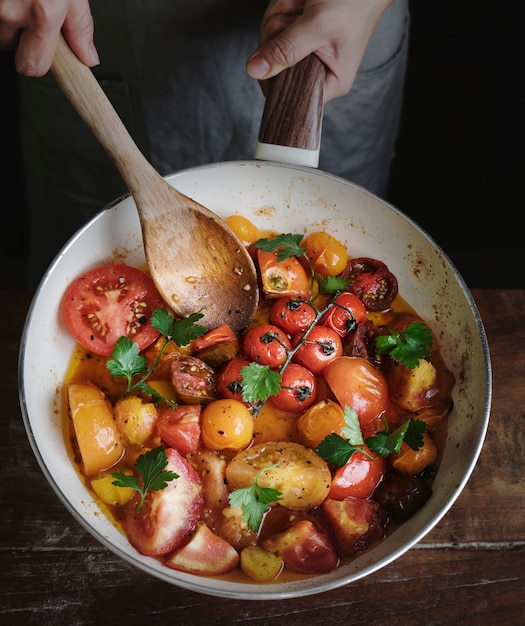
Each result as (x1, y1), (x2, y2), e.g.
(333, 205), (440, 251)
(201, 399), (254, 451)
(323, 356), (389, 432)
(391, 432), (438, 476)
(224, 215), (260, 247)
(302, 231), (349, 278)
(257, 249), (310, 299)
(296, 399), (347, 449)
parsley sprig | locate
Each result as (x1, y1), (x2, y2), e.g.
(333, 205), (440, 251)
(106, 307), (207, 405)
(375, 321), (433, 369)
(316, 405), (427, 467)
(111, 446), (179, 511)
(228, 464), (283, 531)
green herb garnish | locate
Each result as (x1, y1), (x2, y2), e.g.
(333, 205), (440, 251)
(375, 321), (433, 369)
(111, 446), (178, 511)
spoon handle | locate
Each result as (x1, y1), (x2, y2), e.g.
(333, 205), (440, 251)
(255, 54), (326, 167)
(50, 34), (158, 196)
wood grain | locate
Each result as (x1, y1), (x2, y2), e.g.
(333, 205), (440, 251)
(2, 289), (524, 625)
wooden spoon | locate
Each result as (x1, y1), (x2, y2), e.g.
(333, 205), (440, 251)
(50, 34), (258, 333)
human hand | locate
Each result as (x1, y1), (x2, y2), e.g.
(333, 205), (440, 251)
(247, 0), (394, 102)
(0, 0), (97, 76)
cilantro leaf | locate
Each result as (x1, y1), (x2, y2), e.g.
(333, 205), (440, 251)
(375, 322), (433, 369)
(106, 337), (148, 388)
(240, 362), (282, 404)
(111, 446), (178, 511)
(251, 233), (306, 261)
(228, 464), (283, 531)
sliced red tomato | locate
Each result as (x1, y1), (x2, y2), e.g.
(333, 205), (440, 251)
(257, 249), (310, 299)
(170, 356), (217, 405)
(123, 448), (203, 556)
(323, 356), (389, 434)
(63, 263), (166, 357)
(328, 446), (386, 500)
(322, 497), (387, 557)
(262, 519), (339, 574)
(320, 292), (367, 337)
(341, 257), (398, 311)
(242, 323), (291, 368)
(269, 297), (317, 336)
(292, 325), (343, 375)
(270, 363), (318, 413)
(156, 405), (202, 456)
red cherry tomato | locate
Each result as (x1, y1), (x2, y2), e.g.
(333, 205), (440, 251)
(156, 405), (202, 456)
(63, 263), (166, 357)
(269, 297), (317, 336)
(323, 356), (389, 433)
(328, 447), (386, 500)
(341, 257), (398, 311)
(270, 363), (318, 413)
(256, 249), (310, 299)
(319, 292), (367, 337)
(242, 324), (291, 368)
(216, 358), (251, 404)
(292, 325), (343, 375)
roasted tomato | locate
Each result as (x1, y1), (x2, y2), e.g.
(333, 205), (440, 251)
(302, 231), (349, 278)
(292, 325), (343, 375)
(341, 257), (398, 311)
(269, 297), (317, 336)
(171, 356), (217, 405)
(191, 324), (239, 368)
(322, 497), (387, 557)
(262, 519), (339, 574)
(216, 358), (251, 404)
(323, 356), (389, 434)
(156, 405), (202, 456)
(242, 323), (291, 368)
(373, 471), (433, 523)
(200, 398), (254, 451)
(328, 447), (386, 500)
(320, 292), (367, 337)
(296, 399), (347, 450)
(123, 448), (203, 556)
(256, 248), (310, 299)
(390, 432), (438, 476)
(224, 215), (260, 248)
(63, 263), (166, 357)
(270, 363), (318, 413)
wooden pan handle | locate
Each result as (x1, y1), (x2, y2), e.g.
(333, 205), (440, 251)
(255, 54), (326, 167)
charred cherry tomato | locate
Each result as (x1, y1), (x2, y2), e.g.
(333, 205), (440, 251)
(320, 292), (367, 337)
(191, 324), (239, 367)
(171, 356), (217, 405)
(201, 399), (254, 451)
(224, 215), (260, 248)
(270, 363), (317, 413)
(63, 263), (166, 357)
(323, 356), (389, 434)
(302, 231), (349, 278)
(292, 325), (343, 375)
(242, 324), (291, 368)
(341, 257), (398, 311)
(257, 249), (310, 299)
(216, 358), (251, 404)
(328, 446), (386, 500)
(269, 297), (317, 336)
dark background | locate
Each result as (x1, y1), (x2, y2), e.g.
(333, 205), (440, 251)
(2, 1), (523, 289)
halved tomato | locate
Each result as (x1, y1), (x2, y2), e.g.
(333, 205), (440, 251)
(63, 264), (166, 357)
(257, 249), (310, 299)
(156, 405), (202, 456)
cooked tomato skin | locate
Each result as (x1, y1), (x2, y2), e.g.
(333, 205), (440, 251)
(191, 324), (239, 368)
(320, 292), (367, 337)
(341, 257), (398, 311)
(269, 363), (317, 413)
(63, 263), (166, 357)
(328, 447), (386, 500)
(323, 356), (389, 433)
(302, 231), (349, 278)
(257, 249), (310, 299)
(201, 399), (254, 451)
(156, 405), (202, 456)
(292, 325), (343, 375)
(216, 358), (251, 404)
(242, 324), (291, 368)
(170, 356), (217, 405)
(269, 297), (317, 336)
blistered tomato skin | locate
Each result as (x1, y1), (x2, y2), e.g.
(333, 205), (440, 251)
(269, 297), (317, 336)
(270, 363), (318, 413)
(201, 399), (254, 451)
(242, 324), (291, 369)
(302, 231), (349, 278)
(292, 325), (343, 375)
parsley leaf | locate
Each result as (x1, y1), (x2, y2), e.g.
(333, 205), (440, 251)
(240, 362), (281, 404)
(375, 321), (433, 369)
(366, 418), (426, 456)
(151, 308), (207, 346)
(316, 274), (350, 296)
(106, 337), (148, 390)
(251, 233), (306, 261)
(111, 446), (178, 511)
(228, 464), (283, 531)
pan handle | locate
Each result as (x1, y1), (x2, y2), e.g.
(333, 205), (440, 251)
(254, 54), (325, 168)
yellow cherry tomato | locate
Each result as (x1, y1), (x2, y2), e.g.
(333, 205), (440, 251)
(302, 231), (349, 277)
(296, 399), (347, 450)
(224, 215), (260, 248)
(391, 432), (438, 476)
(201, 399), (254, 450)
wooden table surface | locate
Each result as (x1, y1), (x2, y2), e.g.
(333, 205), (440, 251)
(2, 289), (524, 625)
